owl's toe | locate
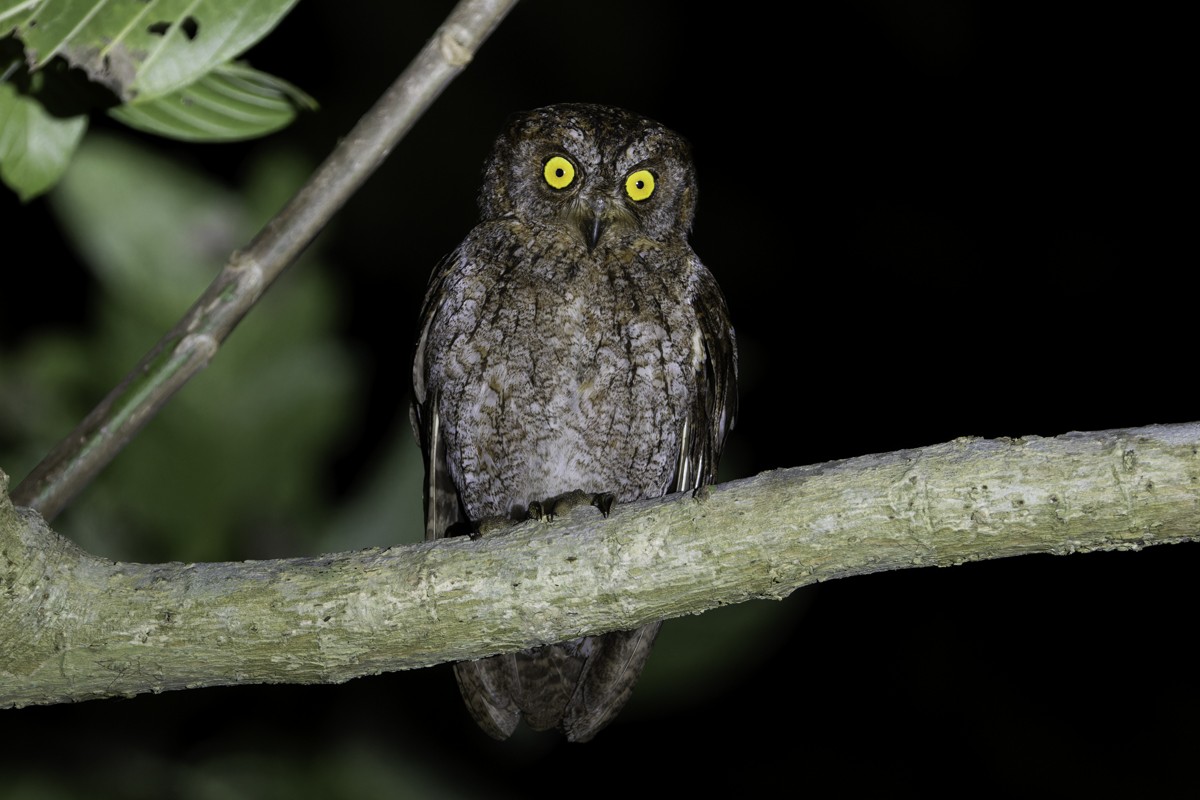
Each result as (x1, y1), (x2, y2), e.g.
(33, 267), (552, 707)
(590, 492), (616, 517)
(528, 490), (615, 522)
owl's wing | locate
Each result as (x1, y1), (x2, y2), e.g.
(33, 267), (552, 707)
(674, 261), (738, 492)
(408, 388), (468, 542)
(410, 254), (469, 543)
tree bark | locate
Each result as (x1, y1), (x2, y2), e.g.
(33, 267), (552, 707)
(3, 422), (1198, 709)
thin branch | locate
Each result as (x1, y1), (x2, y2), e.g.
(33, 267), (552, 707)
(10, 0), (520, 520)
(3, 423), (1197, 708)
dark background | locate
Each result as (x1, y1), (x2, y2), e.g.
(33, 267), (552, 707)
(2, 1), (1190, 796)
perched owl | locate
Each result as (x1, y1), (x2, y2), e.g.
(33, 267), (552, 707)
(410, 103), (736, 742)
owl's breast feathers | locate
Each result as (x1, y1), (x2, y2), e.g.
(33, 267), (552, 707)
(412, 220), (735, 523)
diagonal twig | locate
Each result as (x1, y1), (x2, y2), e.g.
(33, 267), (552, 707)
(12, 0), (521, 520)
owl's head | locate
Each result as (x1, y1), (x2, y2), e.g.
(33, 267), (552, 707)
(479, 103), (697, 249)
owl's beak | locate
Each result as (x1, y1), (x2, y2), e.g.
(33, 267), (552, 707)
(580, 209), (605, 251)
(571, 196), (609, 250)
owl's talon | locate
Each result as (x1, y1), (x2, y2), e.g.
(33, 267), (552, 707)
(591, 492), (616, 517)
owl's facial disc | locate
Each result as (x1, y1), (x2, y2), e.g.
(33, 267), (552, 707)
(537, 147), (660, 250)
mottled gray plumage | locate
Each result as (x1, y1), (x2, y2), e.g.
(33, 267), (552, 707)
(411, 103), (736, 742)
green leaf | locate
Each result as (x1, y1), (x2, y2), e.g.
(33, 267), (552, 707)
(108, 61), (316, 142)
(0, 1), (39, 35)
(8, 0), (299, 100)
(0, 78), (87, 200)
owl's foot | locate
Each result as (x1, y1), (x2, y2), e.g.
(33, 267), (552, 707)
(528, 490), (616, 521)
(592, 492), (616, 517)
(446, 516), (518, 541)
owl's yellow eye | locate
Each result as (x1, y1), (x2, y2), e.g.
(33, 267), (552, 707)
(625, 169), (655, 202)
(543, 156), (576, 190)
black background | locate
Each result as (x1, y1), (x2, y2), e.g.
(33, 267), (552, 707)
(2, 1), (1190, 795)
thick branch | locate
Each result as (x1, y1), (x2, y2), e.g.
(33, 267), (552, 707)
(10, 0), (519, 520)
(3, 423), (1198, 709)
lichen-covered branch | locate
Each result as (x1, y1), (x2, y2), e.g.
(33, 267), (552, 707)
(3, 423), (1198, 709)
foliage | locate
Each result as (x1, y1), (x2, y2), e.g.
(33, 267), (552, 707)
(0, 0), (312, 200)
(0, 133), (367, 561)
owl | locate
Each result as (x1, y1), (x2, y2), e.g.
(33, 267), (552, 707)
(410, 103), (737, 742)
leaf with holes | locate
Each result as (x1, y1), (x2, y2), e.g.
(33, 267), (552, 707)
(5, 0), (300, 101)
